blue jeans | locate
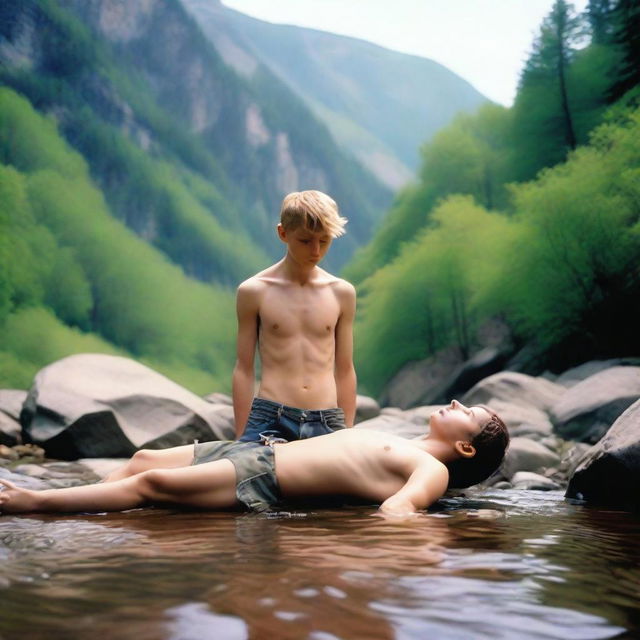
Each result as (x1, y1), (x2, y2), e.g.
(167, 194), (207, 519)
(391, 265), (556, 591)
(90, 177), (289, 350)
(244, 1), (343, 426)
(239, 397), (346, 442)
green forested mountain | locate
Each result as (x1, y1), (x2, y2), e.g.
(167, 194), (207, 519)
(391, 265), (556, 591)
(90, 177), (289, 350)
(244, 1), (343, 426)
(1, 0), (391, 275)
(347, 0), (640, 396)
(3, 0), (638, 400)
(0, 0), (393, 390)
(0, 87), (237, 392)
(183, 0), (488, 190)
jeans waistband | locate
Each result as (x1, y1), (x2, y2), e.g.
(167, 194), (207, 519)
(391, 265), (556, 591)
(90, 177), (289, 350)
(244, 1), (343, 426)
(252, 396), (343, 422)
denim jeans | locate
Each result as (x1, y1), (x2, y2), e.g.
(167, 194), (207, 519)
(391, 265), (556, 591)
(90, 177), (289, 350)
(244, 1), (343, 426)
(238, 397), (346, 442)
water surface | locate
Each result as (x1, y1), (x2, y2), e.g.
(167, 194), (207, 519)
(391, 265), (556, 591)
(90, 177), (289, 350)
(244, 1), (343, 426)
(1, 490), (638, 639)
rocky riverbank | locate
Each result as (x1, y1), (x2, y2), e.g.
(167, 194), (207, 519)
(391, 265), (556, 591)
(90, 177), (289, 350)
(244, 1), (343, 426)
(1, 354), (639, 510)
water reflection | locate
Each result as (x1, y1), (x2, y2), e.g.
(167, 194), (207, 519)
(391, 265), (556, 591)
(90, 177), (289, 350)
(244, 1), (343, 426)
(0, 491), (636, 639)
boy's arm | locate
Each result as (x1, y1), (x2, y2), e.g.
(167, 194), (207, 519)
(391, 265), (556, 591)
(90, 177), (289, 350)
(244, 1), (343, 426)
(232, 282), (259, 438)
(378, 457), (449, 516)
(334, 281), (357, 427)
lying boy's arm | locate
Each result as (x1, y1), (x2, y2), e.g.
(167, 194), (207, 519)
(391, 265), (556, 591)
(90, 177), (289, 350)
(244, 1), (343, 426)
(334, 281), (357, 427)
(232, 281), (259, 438)
(379, 458), (449, 516)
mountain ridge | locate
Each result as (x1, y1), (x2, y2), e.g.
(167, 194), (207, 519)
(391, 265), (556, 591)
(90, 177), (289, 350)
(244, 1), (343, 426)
(184, 0), (489, 189)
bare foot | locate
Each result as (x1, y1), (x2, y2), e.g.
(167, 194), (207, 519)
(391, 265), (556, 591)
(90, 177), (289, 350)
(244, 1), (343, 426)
(0, 479), (41, 514)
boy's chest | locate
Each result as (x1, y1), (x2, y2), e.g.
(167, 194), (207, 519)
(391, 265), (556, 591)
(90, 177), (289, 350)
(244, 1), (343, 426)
(259, 286), (341, 337)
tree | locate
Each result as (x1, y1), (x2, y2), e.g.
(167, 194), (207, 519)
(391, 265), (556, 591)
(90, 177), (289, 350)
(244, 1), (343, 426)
(343, 104), (512, 285)
(354, 196), (513, 394)
(510, 1), (585, 180)
(607, 0), (640, 102)
(587, 0), (615, 44)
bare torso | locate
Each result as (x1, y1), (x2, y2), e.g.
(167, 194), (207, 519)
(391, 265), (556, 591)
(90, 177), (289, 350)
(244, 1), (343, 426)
(254, 266), (348, 409)
(273, 429), (444, 503)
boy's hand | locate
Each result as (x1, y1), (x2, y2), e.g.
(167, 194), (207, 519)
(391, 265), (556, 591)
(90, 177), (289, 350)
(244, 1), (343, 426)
(378, 495), (419, 518)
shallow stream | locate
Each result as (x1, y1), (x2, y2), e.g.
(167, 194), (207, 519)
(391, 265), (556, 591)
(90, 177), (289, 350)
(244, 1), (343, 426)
(1, 490), (638, 639)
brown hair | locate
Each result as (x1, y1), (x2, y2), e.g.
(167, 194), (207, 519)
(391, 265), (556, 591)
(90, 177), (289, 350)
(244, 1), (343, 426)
(446, 405), (509, 489)
(280, 190), (347, 238)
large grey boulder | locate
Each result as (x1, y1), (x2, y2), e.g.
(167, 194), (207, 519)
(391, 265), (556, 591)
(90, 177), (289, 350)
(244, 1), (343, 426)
(425, 347), (510, 404)
(550, 367), (640, 442)
(21, 354), (235, 460)
(203, 392), (232, 406)
(462, 371), (564, 413)
(354, 414), (426, 439)
(381, 344), (470, 410)
(511, 471), (561, 491)
(355, 395), (381, 424)
(555, 358), (640, 388)
(501, 437), (562, 479)
(475, 400), (553, 439)
(0, 390), (27, 446)
(401, 405), (442, 426)
(566, 399), (640, 510)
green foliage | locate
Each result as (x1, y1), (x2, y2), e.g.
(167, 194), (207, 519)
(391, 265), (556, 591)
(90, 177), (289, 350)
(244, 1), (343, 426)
(343, 104), (513, 284)
(509, 1), (586, 181)
(0, 87), (238, 392)
(0, 307), (123, 374)
(0, 87), (88, 179)
(355, 196), (514, 394)
(74, 115), (267, 284)
(26, 169), (236, 367)
(487, 108), (640, 358)
(354, 106), (640, 394)
(607, 0), (640, 101)
(0, 307), (226, 393)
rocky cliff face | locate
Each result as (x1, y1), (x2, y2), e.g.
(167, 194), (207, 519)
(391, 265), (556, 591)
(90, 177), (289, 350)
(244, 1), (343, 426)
(183, 0), (488, 190)
(1, 0), (391, 273)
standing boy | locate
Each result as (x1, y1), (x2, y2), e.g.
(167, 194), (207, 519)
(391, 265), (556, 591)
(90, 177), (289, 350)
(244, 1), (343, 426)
(101, 191), (355, 483)
(233, 190), (356, 441)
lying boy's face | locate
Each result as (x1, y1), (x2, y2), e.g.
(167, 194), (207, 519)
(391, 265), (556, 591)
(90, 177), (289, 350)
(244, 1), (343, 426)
(429, 400), (490, 444)
(281, 225), (333, 265)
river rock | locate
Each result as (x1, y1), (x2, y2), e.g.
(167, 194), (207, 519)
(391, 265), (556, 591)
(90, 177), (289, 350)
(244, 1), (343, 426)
(0, 390), (27, 446)
(557, 442), (592, 479)
(0, 390), (27, 419)
(0, 466), (51, 490)
(21, 354), (236, 460)
(476, 400), (553, 439)
(355, 414), (425, 439)
(401, 405), (441, 426)
(77, 457), (128, 479)
(511, 471), (561, 491)
(501, 437), (562, 479)
(381, 347), (462, 409)
(550, 366), (640, 442)
(555, 358), (640, 388)
(203, 392), (232, 405)
(462, 372), (564, 413)
(355, 395), (381, 424)
(566, 399), (640, 510)
(0, 412), (21, 447)
(426, 347), (510, 404)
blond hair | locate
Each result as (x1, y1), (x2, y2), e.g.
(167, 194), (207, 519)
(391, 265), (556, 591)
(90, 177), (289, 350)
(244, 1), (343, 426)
(280, 190), (347, 238)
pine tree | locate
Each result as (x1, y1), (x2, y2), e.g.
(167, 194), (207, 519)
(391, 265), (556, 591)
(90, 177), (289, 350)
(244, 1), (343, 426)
(587, 0), (615, 44)
(510, 1), (584, 179)
(608, 0), (640, 101)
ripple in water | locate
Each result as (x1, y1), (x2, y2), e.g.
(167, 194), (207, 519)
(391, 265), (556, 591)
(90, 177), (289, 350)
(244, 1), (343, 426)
(0, 490), (637, 639)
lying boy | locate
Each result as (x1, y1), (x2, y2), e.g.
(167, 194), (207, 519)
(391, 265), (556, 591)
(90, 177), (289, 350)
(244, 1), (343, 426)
(0, 401), (509, 517)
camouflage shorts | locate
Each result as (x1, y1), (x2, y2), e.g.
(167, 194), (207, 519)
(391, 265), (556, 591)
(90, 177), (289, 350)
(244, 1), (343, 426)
(192, 441), (280, 512)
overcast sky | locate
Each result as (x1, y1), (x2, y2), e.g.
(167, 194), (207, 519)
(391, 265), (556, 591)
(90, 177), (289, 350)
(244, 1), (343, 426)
(221, 0), (590, 106)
